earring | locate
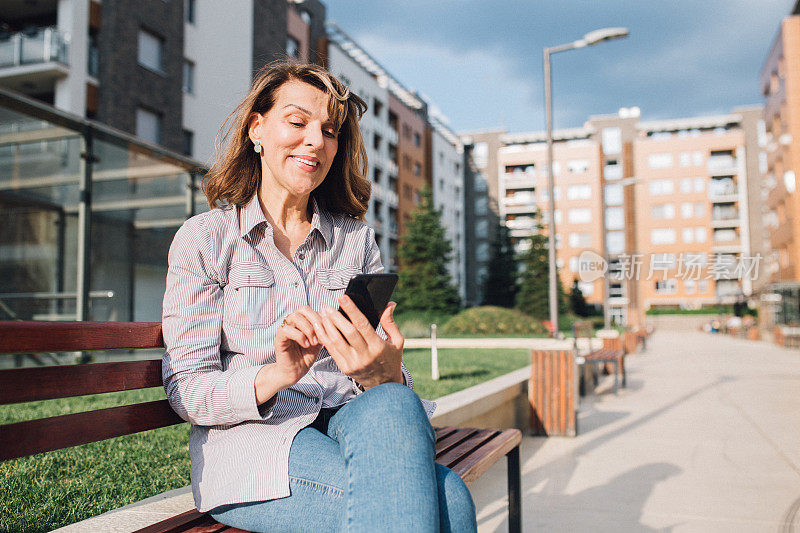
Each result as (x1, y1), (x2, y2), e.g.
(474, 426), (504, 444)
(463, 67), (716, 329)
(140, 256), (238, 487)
(253, 140), (262, 154)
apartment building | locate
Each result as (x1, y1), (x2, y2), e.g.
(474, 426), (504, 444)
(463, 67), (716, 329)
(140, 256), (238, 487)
(486, 107), (765, 325)
(428, 115), (466, 300)
(760, 1), (800, 325)
(0, 0), (326, 162)
(460, 130), (503, 306)
(326, 33), (399, 269)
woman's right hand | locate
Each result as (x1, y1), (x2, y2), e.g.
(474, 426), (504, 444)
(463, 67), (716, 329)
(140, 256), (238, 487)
(254, 306), (324, 405)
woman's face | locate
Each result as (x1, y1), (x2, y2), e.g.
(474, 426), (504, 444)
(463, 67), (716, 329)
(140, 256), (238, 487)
(250, 80), (339, 201)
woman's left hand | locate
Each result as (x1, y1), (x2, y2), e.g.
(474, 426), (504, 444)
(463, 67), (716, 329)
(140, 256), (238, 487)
(314, 295), (404, 390)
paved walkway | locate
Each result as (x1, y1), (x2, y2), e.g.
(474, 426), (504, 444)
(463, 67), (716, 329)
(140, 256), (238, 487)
(470, 330), (800, 532)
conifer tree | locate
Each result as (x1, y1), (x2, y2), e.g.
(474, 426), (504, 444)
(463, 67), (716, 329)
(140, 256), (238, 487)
(482, 222), (518, 307)
(569, 277), (590, 317)
(515, 213), (567, 320)
(393, 186), (461, 314)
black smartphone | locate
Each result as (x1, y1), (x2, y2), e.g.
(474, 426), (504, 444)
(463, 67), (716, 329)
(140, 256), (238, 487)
(338, 273), (399, 329)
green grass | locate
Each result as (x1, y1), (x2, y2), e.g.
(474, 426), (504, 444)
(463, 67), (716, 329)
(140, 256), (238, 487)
(0, 348), (528, 532)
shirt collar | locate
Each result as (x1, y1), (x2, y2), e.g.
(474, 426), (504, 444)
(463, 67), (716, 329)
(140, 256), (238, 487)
(239, 194), (333, 247)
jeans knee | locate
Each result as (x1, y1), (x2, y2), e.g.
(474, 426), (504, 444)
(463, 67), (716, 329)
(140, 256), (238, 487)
(437, 464), (477, 532)
(334, 382), (433, 444)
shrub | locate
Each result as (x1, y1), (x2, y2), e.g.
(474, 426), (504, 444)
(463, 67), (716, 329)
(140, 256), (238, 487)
(440, 306), (548, 336)
(395, 309), (456, 338)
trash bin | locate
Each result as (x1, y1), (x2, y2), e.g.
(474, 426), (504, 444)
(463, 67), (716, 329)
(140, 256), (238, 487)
(529, 349), (577, 437)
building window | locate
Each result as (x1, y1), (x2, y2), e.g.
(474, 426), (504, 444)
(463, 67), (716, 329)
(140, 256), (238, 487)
(475, 196), (488, 215)
(413, 132), (421, 147)
(403, 184), (412, 200)
(694, 202), (705, 218)
(681, 202), (693, 218)
(183, 59), (194, 94)
(476, 219), (488, 239)
(679, 151), (691, 167)
(694, 177), (706, 193)
(568, 232), (592, 248)
(373, 99), (383, 118)
(655, 279), (678, 294)
(602, 127), (622, 155)
(651, 204), (675, 220)
(286, 36), (300, 58)
(182, 129), (193, 156)
(606, 231), (625, 254)
(682, 227), (694, 243)
(648, 153), (674, 169)
(136, 107), (162, 145)
(373, 133), (382, 151)
(605, 207), (624, 229)
(373, 168), (383, 184)
(651, 228), (676, 245)
(695, 227), (707, 243)
(185, 0), (196, 23)
(649, 179), (674, 195)
(680, 177), (692, 193)
(567, 208), (592, 224)
(605, 184), (623, 206)
(138, 29), (164, 73)
(567, 184), (591, 200)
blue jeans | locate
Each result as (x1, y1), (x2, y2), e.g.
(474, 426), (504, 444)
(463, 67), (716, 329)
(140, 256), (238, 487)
(210, 382), (477, 532)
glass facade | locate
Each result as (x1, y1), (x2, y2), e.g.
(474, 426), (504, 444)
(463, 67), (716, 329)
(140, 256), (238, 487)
(0, 89), (205, 329)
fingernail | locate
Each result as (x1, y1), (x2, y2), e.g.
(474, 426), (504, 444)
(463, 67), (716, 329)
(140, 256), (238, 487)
(312, 336), (318, 344)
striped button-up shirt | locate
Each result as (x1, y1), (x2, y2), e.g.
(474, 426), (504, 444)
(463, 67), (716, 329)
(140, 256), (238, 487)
(162, 194), (435, 512)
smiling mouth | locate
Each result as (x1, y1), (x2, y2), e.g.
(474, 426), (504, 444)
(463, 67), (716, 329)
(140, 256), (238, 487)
(292, 156), (319, 168)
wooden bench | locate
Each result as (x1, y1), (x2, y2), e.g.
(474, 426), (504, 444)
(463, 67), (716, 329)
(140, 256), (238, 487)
(0, 321), (522, 533)
(572, 322), (626, 394)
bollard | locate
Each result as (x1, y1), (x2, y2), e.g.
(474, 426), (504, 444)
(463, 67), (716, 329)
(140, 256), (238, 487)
(431, 323), (439, 380)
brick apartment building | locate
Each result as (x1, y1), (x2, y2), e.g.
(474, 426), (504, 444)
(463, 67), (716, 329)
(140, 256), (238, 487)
(0, 0), (326, 162)
(466, 107), (767, 326)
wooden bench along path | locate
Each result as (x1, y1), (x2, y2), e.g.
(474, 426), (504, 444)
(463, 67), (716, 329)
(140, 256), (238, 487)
(573, 321), (626, 394)
(0, 321), (522, 533)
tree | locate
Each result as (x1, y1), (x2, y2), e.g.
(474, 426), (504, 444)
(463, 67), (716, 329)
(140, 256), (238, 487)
(515, 213), (567, 320)
(569, 277), (590, 317)
(482, 223), (518, 307)
(393, 186), (461, 314)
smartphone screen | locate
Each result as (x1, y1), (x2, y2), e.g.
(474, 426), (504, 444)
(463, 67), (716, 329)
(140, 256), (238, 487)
(338, 273), (399, 329)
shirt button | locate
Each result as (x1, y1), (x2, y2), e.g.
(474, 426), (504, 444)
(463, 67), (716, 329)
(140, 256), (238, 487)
(293, 281), (299, 288)
(298, 253), (305, 260)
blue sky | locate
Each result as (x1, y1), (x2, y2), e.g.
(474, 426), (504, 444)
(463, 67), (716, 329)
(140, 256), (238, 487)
(326, 0), (795, 133)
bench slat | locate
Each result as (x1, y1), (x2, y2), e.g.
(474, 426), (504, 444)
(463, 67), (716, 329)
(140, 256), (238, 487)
(134, 509), (217, 533)
(0, 360), (164, 405)
(450, 429), (522, 483)
(435, 428), (479, 458)
(0, 399), (184, 461)
(0, 321), (163, 354)
(436, 429), (499, 469)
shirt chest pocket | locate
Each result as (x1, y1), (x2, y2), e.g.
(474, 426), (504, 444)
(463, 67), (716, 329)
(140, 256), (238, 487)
(316, 266), (361, 306)
(224, 262), (279, 327)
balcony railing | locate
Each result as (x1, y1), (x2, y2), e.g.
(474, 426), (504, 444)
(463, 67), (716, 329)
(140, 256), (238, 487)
(0, 27), (69, 68)
(707, 156), (737, 175)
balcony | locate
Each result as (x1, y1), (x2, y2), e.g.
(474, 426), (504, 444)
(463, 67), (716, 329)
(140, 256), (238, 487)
(504, 192), (536, 206)
(706, 155), (738, 176)
(503, 173), (535, 190)
(0, 27), (69, 92)
(711, 206), (740, 227)
(708, 180), (737, 203)
(0, 27), (68, 68)
(505, 217), (536, 230)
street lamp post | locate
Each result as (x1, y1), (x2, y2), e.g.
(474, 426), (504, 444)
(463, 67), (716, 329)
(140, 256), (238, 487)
(543, 27), (628, 337)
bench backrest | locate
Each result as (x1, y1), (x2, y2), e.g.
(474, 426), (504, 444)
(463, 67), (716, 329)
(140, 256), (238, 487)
(0, 321), (182, 462)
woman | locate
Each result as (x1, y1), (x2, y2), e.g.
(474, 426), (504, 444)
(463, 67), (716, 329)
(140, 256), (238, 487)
(162, 61), (477, 532)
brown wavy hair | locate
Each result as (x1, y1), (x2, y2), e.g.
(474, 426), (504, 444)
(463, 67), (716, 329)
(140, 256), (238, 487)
(203, 61), (370, 219)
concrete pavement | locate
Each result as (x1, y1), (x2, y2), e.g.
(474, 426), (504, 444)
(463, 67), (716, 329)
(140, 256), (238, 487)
(470, 330), (800, 532)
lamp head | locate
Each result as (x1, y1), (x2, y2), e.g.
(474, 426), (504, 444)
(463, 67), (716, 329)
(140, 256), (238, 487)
(582, 27), (629, 46)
